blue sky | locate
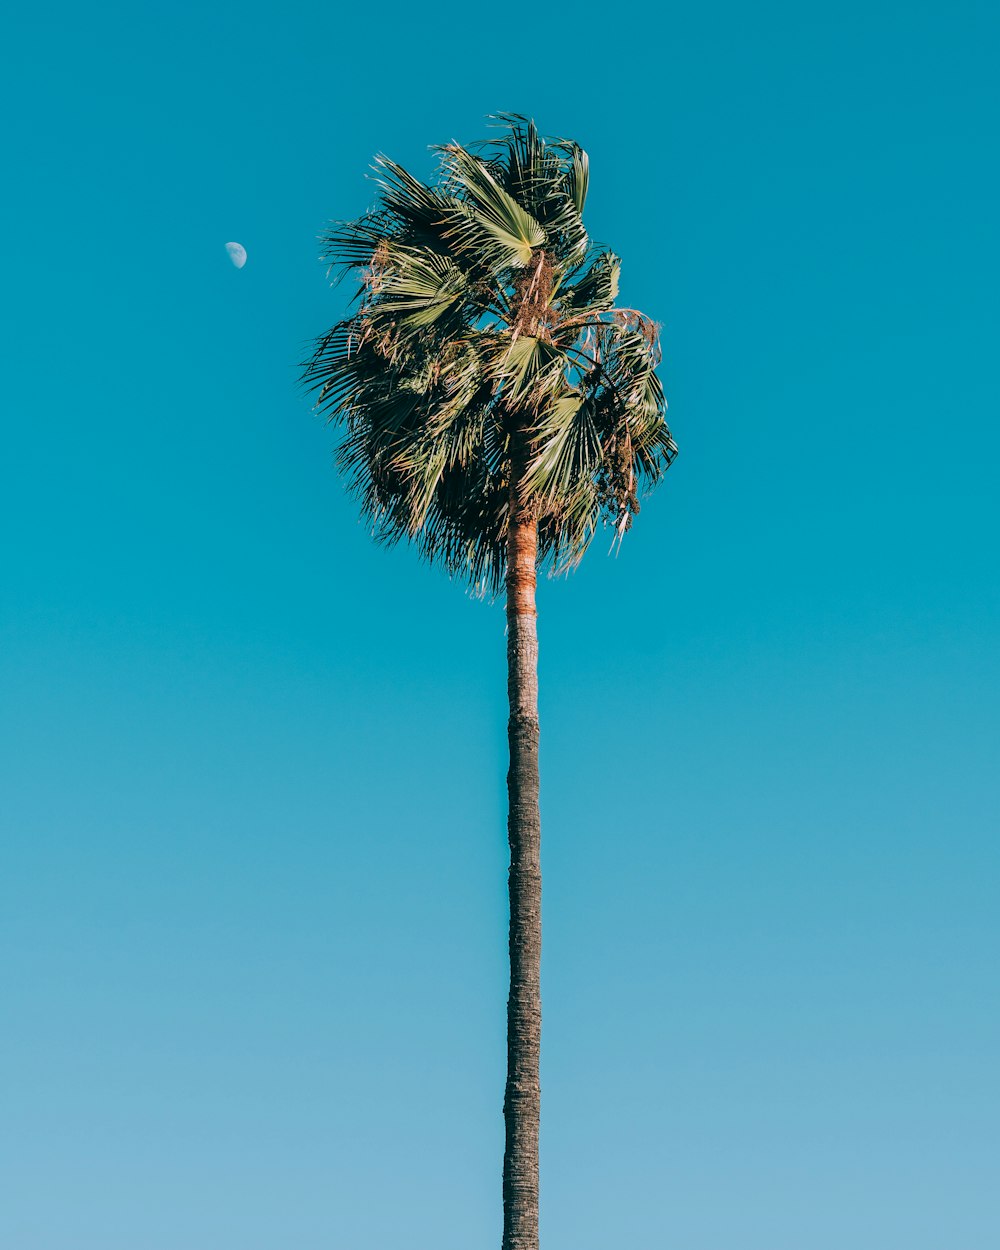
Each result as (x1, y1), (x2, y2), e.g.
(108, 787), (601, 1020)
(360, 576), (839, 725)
(2, 2), (998, 1247)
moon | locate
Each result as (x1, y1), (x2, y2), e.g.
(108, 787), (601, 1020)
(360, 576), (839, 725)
(225, 242), (247, 269)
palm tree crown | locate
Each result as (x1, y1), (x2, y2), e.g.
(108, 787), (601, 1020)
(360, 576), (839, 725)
(302, 115), (676, 592)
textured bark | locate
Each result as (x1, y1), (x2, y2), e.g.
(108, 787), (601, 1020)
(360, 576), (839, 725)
(502, 462), (541, 1250)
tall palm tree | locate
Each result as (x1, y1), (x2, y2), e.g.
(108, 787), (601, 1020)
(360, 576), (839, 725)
(303, 115), (676, 1250)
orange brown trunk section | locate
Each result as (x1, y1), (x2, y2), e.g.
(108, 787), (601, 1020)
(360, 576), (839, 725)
(502, 462), (542, 1250)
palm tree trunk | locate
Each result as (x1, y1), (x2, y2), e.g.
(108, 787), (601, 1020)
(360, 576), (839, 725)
(502, 465), (541, 1250)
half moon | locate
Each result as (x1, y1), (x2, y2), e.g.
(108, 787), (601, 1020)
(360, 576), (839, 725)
(225, 242), (247, 269)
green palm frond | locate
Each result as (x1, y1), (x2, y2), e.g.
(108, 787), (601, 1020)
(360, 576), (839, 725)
(436, 145), (546, 270)
(302, 116), (676, 591)
(557, 251), (621, 317)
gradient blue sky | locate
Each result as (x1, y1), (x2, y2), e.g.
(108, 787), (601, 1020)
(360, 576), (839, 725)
(3, 2), (998, 1247)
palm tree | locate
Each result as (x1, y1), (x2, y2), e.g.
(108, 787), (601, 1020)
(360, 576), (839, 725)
(302, 115), (676, 1250)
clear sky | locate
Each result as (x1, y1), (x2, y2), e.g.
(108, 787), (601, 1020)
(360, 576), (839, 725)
(3, 2), (998, 1248)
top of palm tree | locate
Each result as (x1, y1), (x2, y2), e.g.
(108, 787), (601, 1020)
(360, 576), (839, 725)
(302, 114), (677, 593)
